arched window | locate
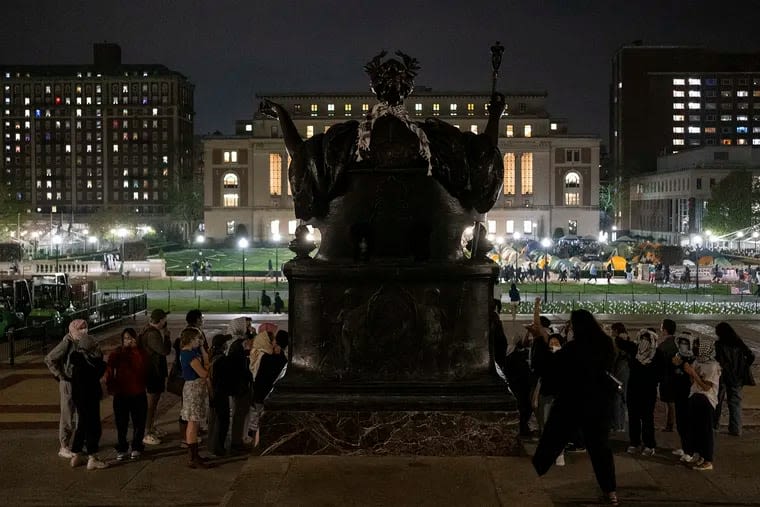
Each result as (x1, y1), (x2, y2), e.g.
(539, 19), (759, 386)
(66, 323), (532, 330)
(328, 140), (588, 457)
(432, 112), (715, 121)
(503, 153), (515, 195)
(222, 172), (239, 207)
(564, 171), (581, 205)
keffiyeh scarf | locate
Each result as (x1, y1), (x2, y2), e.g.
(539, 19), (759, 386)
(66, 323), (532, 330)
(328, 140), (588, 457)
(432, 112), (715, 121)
(635, 329), (658, 365)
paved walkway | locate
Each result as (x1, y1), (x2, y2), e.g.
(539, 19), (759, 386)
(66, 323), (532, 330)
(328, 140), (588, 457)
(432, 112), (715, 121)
(2, 314), (760, 505)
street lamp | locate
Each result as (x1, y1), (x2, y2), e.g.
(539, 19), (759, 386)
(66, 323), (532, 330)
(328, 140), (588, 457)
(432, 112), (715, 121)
(753, 231), (759, 253)
(52, 234), (62, 271)
(693, 235), (703, 290)
(541, 237), (552, 302)
(238, 237), (249, 308)
(513, 232), (522, 281)
(272, 233), (281, 289)
(117, 228), (128, 288)
(737, 230), (745, 251)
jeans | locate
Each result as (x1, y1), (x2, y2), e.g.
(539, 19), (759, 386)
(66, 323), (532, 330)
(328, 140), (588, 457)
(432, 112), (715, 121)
(536, 394), (555, 434)
(685, 394), (715, 462)
(230, 391), (251, 447)
(207, 394), (230, 455)
(715, 383), (743, 435)
(113, 393), (147, 453)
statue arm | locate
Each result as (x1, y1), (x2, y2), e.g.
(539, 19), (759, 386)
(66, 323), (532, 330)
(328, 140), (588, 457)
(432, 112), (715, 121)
(260, 99), (303, 156)
(484, 93), (506, 146)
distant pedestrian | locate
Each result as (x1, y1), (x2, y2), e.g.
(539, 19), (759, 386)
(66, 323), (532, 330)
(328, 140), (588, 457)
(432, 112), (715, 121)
(589, 264), (598, 283)
(273, 292), (284, 313)
(664, 265), (671, 284)
(606, 263), (614, 284)
(508, 283), (520, 320)
(260, 290), (272, 313)
(206, 260), (213, 280)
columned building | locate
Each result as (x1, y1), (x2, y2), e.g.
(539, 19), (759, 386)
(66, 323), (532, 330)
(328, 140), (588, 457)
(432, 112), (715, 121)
(0, 43), (194, 225)
(628, 146), (760, 243)
(203, 90), (600, 244)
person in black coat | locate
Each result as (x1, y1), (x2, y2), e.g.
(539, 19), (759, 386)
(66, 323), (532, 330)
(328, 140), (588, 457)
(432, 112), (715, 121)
(527, 304), (618, 505)
(714, 322), (756, 436)
(619, 329), (664, 456)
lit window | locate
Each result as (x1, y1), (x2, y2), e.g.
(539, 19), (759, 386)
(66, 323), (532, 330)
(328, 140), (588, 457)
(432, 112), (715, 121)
(672, 78), (685, 85)
(223, 193), (239, 207)
(753, 139), (760, 145)
(721, 115), (732, 122)
(245, 124), (252, 132)
(503, 153), (515, 195)
(467, 103), (475, 115)
(688, 102), (700, 110)
(113, 144), (119, 152)
(673, 103), (684, 109)
(223, 173), (239, 188)
(722, 139), (732, 145)
(152, 108), (158, 116)
(564, 192), (580, 206)
(450, 103), (457, 114)
(327, 104), (335, 113)
(673, 90), (685, 97)
(269, 153), (282, 195)
(306, 125), (314, 138)
(506, 220), (514, 234)
(414, 103), (422, 112)
(506, 125), (514, 137)
(432, 103), (440, 115)
(673, 114), (685, 121)
(688, 126), (701, 134)
(689, 90), (701, 97)
(344, 104), (352, 114)
(310, 104), (318, 113)
(688, 78), (701, 86)
(737, 139), (747, 145)
(226, 220), (236, 235)
(737, 115), (749, 121)
(673, 127), (684, 133)
(737, 126), (748, 134)
(524, 125), (532, 137)
(550, 122), (557, 131)
(673, 139), (685, 145)
(361, 104), (369, 112)
(521, 153), (533, 194)
(523, 220), (532, 234)
(704, 127), (717, 134)
(470, 125), (478, 134)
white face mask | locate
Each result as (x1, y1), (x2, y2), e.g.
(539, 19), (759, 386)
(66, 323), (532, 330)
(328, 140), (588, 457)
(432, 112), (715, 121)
(550, 345), (561, 353)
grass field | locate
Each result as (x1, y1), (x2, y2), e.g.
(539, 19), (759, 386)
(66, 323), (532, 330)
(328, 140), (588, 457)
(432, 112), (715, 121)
(156, 247), (295, 273)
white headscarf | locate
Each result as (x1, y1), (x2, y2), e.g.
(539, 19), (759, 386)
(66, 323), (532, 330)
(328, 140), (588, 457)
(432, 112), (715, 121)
(249, 331), (274, 379)
(227, 317), (249, 337)
(635, 329), (658, 365)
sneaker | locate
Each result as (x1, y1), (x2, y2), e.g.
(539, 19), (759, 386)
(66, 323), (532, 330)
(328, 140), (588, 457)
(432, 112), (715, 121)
(672, 448), (684, 456)
(116, 451), (129, 461)
(58, 447), (75, 459)
(682, 452), (700, 464)
(153, 427), (167, 438)
(70, 454), (88, 468)
(692, 461), (713, 471)
(555, 454), (565, 467)
(691, 456), (705, 467)
(641, 447), (656, 457)
(130, 450), (142, 460)
(86, 455), (108, 470)
(142, 433), (162, 446)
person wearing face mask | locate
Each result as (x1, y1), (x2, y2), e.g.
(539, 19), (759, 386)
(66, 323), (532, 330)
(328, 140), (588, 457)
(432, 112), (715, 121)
(225, 316), (256, 453)
(532, 332), (567, 466)
(45, 319), (86, 459)
(105, 327), (149, 460)
(620, 329), (664, 457)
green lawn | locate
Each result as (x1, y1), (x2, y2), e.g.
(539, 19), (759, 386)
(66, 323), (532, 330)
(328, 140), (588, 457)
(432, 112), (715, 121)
(156, 247), (295, 273)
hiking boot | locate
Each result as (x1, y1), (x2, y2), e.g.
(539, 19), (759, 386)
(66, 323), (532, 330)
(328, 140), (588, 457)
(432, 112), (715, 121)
(87, 455), (108, 470)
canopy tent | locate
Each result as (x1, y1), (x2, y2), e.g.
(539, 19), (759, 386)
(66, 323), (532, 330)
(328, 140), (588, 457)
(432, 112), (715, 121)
(682, 259), (696, 266)
(613, 235), (636, 243)
(584, 260), (604, 271)
(606, 255), (627, 271)
(559, 234), (580, 242)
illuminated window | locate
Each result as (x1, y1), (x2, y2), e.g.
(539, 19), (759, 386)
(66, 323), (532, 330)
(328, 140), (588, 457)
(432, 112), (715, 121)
(269, 153), (282, 195)
(226, 220), (236, 235)
(720, 115), (732, 122)
(414, 103), (422, 112)
(688, 126), (701, 134)
(688, 102), (700, 110)
(506, 125), (514, 137)
(673, 114), (685, 121)
(223, 150), (237, 163)
(245, 124), (252, 132)
(673, 127), (684, 133)
(344, 104), (352, 115)
(506, 220), (514, 233)
(564, 171), (581, 206)
(689, 90), (701, 97)
(688, 78), (701, 86)
(673, 78), (685, 86)
(223, 193), (239, 207)
(503, 153), (515, 195)
(310, 104), (318, 114)
(223, 172), (238, 188)
(550, 123), (557, 131)
(673, 90), (685, 97)
(524, 125), (532, 137)
(673, 103), (684, 109)
(722, 139), (732, 145)
(362, 104), (369, 112)
(467, 103), (475, 115)
(432, 103), (440, 115)
(450, 103), (457, 115)
(523, 220), (532, 234)
(704, 127), (717, 134)
(306, 125), (314, 138)
(152, 108), (158, 116)
(327, 104), (335, 113)
(520, 153), (533, 195)
(673, 139), (685, 145)
(470, 125), (478, 134)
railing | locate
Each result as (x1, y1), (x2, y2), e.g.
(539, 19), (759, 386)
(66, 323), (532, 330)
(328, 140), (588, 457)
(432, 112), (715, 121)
(0, 292), (148, 365)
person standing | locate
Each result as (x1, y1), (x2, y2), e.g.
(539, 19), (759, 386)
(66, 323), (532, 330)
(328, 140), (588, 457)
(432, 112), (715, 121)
(609, 323), (631, 433)
(179, 328), (211, 468)
(589, 264), (598, 283)
(68, 320), (108, 470)
(622, 329), (663, 457)
(260, 290), (272, 313)
(273, 292), (284, 314)
(528, 306), (618, 505)
(207, 334), (234, 456)
(679, 339), (721, 470)
(532, 332), (567, 466)
(606, 263), (613, 284)
(714, 322), (755, 436)
(225, 317), (255, 452)
(105, 328), (149, 460)
(176, 310), (208, 445)
(44, 320), (83, 459)
(657, 319), (678, 433)
(140, 309), (172, 445)
(508, 283), (520, 320)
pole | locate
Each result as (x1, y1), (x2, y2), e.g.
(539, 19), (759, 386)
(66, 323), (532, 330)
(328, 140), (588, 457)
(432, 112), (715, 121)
(241, 248), (246, 308)
(543, 250), (548, 302)
(275, 244), (279, 289)
(55, 244), (59, 271)
(695, 247), (699, 291)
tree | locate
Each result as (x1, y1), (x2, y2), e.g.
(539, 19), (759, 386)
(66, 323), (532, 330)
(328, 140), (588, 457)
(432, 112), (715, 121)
(599, 182), (616, 230)
(703, 170), (759, 234)
(167, 178), (203, 244)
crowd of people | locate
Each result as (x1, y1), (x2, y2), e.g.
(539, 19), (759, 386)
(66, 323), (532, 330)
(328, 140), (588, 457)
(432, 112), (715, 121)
(44, 310), (289, 470)
(496, 298), (756, 505)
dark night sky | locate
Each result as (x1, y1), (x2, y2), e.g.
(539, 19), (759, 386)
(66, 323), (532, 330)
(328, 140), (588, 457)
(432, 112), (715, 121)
(3, 0), (760, 144)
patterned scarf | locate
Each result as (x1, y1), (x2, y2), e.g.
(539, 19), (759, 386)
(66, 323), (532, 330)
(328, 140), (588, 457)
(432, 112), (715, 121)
(697, 339), (716, 362)
(355, 102), (432, 174)
(249, 331), (274, 379)
(635, 329), (658, 365)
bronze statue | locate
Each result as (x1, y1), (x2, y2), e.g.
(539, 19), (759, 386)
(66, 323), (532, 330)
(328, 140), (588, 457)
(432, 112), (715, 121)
(260, 51), (505, 222)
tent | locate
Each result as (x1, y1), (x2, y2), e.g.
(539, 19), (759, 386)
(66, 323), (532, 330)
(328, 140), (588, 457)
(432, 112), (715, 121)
(606, 255), (627, 271)
(559, 235), (580, 242)
(613, 235), (636, 243)
(581, 234), (598, 241)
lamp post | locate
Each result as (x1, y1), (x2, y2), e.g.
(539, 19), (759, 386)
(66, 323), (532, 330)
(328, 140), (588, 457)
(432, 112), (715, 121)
(117, 228), (127, 289)
(753, 231), (759, 253)
(238, 237), (249, 307)
(513, 232), (521, 282)
(693, 235), (702, 290)
(541, 237), (552, 302)
(272, 233), (281, 289)
(52, 234), (61, 272)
